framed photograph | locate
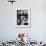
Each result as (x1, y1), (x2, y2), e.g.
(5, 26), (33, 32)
(16, 8), (31, 28)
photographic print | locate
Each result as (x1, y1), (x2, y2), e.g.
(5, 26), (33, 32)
(16, 8), (31, 28)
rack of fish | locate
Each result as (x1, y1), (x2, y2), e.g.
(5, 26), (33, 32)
(0, 40), (46, 46)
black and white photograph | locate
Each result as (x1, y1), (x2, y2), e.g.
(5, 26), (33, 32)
(16, 8), (31, 28)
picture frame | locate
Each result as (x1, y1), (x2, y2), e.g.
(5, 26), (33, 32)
(16, 8), (31, 28)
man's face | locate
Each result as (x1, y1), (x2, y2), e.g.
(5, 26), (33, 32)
(21, 16), (27, 21)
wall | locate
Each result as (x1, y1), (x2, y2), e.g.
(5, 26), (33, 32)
(0, 0), (46, 41)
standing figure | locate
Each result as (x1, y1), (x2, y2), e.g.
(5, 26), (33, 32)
(18, 32), (25, 46)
